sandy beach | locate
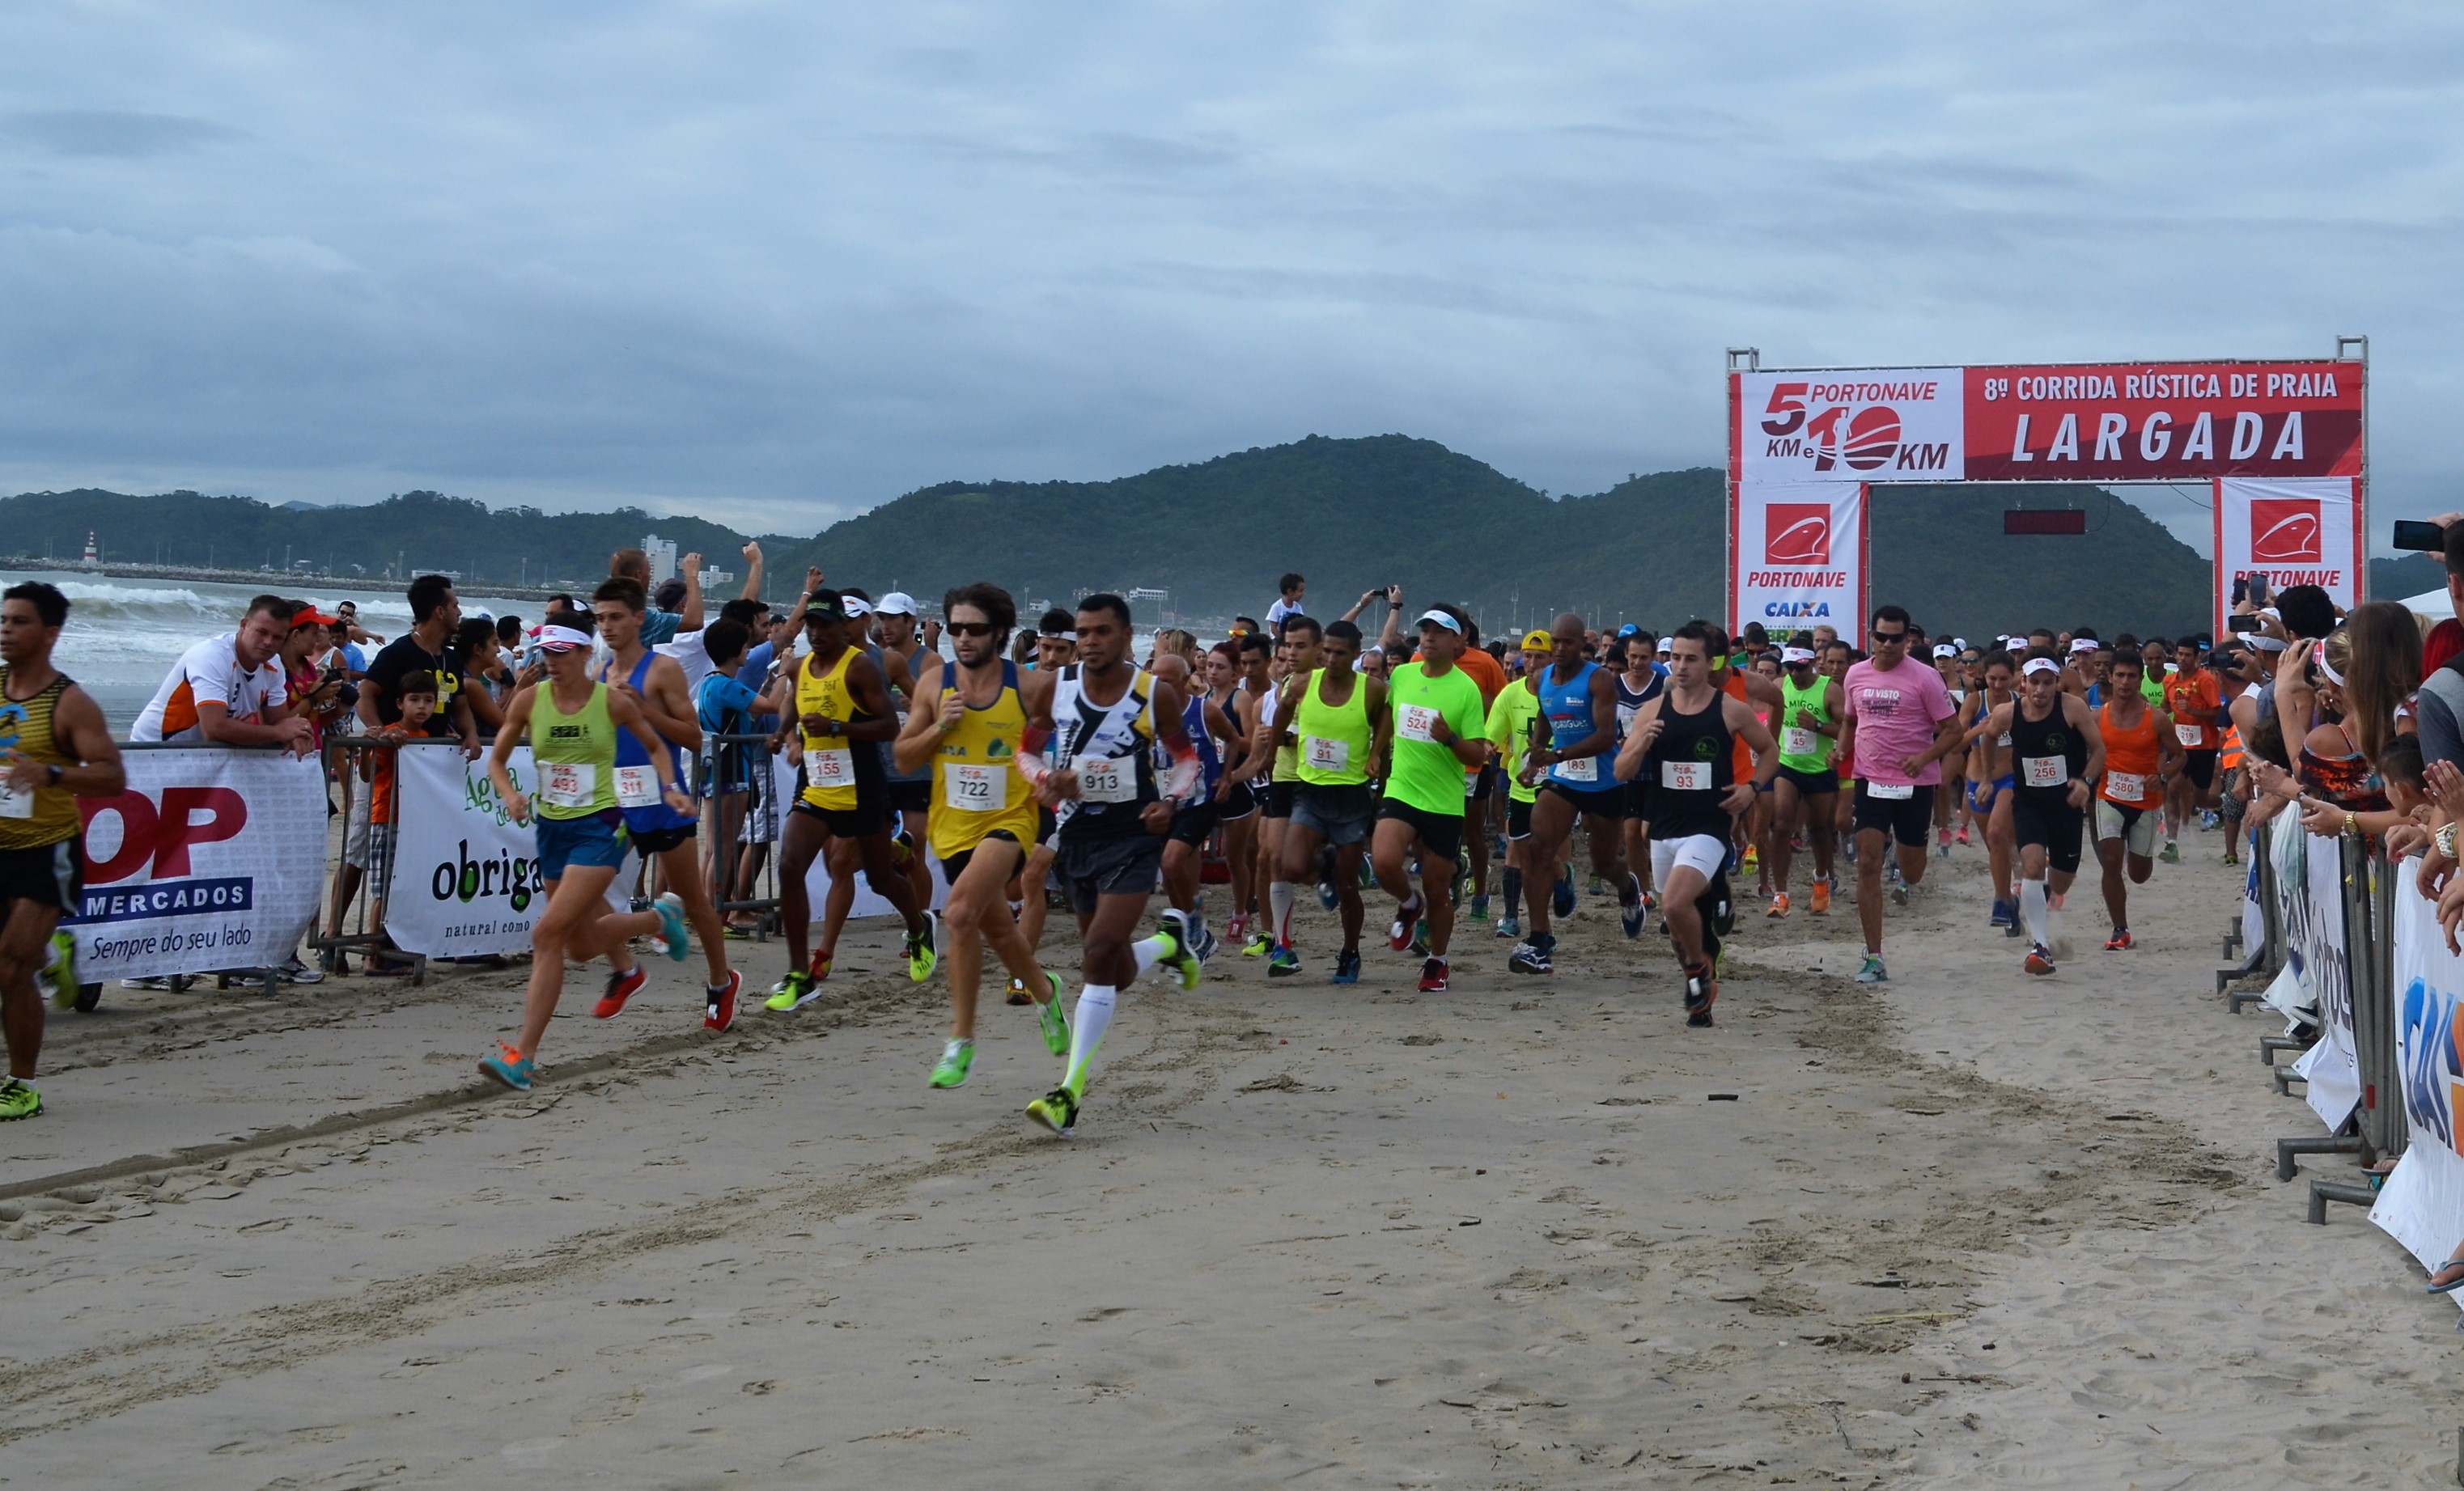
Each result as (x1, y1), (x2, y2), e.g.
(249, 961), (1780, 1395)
(3, 832), (2455, 1488)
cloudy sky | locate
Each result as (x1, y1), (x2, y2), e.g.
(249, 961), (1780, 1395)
(2, 2), (2457, 553)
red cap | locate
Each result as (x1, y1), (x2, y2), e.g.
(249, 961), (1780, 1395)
(291, 606), (341, 629)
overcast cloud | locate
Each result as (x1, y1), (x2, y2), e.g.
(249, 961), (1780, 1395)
(2, 2), (2458, 552)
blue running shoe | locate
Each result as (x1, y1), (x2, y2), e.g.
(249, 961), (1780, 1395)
(653, 892), (690, 962)
(1330, 950), (1361, 985)
(479, 1043), (536, 1091)
(1552, 865), (1576, 919)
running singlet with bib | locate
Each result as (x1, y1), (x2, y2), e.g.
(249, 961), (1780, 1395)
(1486, 680), (1542, 805)
(929, 659), (1040, 858)
(1614, 671), (1663, 736)
(1183, 691), (1222, 798)
(0, 666), (78, 848)
(1053, 664), (1159, 839)
(2098, 701), (2162, 808)
(1642, 689), (1733, 841)
(1385, 662), (1483, 815)
(1776, 674), (1834, 773)
(1295, 668), (1372, 787)
(795, 650), (879, 812)
(606, 652), (694, 833)
(1539, 663), (1606, 788)
(2008, 700), (2084, 803)
(532, 681), (619, 820)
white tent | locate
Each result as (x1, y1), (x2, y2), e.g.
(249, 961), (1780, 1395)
(2400, 585), (2455, 621)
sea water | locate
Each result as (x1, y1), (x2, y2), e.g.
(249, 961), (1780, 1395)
(0, 571), (543, 732)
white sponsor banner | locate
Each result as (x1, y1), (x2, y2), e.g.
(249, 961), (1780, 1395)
(2212, 476), (2359, 635)
(1731, 480), (1866, 637)
(384, 743), (635, 959)
(1732, 367), (1963, 485)
(69, 748), (325, 980)
(769, 754), (948, 919)
(2369, 876), (2464, 1303)
(2276, 824), (2360, 1132)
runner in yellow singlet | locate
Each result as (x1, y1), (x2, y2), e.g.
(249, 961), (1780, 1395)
(893, 582), (1071, 1089)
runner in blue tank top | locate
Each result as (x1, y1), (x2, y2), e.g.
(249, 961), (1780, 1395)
(1512, 612), (1648, 975)
(592, 578), (740, 1031)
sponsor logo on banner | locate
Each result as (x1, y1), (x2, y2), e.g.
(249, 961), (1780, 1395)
(2369, 880), (2464, 1301)
(1736, 371), (1961, 484)
(1763, 503), (1831, 565)
(1733, 483), (1864, 631)
(2212, 477), (2358, 631)
(385, 744), (628, 959)
(2249, 498), (2323, 563)
(1965, 361), (2363, 481)
(66, 750), (325, 981)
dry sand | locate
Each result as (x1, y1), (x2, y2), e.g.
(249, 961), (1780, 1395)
(2, 828), (2456, 1488)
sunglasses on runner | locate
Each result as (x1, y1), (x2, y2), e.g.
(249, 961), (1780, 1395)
(1871, 628), (1908, 644)
(945, 621), (997, 637)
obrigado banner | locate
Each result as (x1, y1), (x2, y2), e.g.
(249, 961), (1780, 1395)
(2370, 877), (2464, 1304)
(1728, 479), (1867, 635)
(68, 747), (326, 981)
(385, 743), (634, 959)
(1732, 359), (2363, 485)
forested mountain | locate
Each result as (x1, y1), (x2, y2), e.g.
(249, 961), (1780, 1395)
(3, 434), (2224, 637)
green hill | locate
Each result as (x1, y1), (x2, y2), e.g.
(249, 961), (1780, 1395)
(2, 435), (2223, 638)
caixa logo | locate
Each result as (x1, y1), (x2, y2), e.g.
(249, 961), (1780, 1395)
(1759, 383), (1950, 472)
(1762, 600), (1834, 618)
(430, 838), (544, 913)
(2249, 498), (2322, 563)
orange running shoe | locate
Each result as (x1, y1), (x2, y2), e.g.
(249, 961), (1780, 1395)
(2024, 945), (2055, 976)
(1809, 878), (1832, 916)
(1766, 891), (1791, 919)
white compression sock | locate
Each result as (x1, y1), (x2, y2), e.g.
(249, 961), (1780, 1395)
(2021, 878), (2051, 947)
(1270, 881), (1296, 947)
(1064, 984), (1117, 1091)
(1131, 935), (1165, 980)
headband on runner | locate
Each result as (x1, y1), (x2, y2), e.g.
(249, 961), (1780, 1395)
(2021, 657), (2062, 676)
(1780, 646), (1815, 664)
(1415, 609), (1462, 634)
(536, 625), (592, 653)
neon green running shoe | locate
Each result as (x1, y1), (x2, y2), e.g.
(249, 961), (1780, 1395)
(928, 1039), (974, 1089)
(1242, 932), (1273, 958)
(40, 931), (78, 1010)
(765, 971), (820, 1012)
(1026, 1084), (1079, 1137)
(0, 1078), (41, 1120)
(1157, 909), (1201, 992)
(1037, 972), (1071, 1056)
(905, 922), (939, 984)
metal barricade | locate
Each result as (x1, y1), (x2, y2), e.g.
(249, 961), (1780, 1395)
(698, 732), (786, 940)
(2305, 837), (2404, 1221)
(309, 733), (426, 984)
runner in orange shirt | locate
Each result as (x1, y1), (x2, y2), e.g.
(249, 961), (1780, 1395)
(2093, 652), (2182, 951)
(2160, 637), (2222, 862)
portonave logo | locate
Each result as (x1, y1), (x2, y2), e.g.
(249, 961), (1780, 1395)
(1764, 502), (1832, 565)
(2250, 498), (2322, 563)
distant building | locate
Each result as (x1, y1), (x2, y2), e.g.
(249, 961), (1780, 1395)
(642, 535), (679, 585)
(79, 532), (97, 569)
(697, 564), (735, 591)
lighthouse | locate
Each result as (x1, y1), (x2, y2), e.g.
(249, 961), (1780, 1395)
(79, 532), (97, 569)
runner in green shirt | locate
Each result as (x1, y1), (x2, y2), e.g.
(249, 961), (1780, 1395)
(1370, 606), (1491, 992)
(1482, 631), (1551, 942)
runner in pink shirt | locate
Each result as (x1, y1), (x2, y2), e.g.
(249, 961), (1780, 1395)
(1835, 604), (1963, 985)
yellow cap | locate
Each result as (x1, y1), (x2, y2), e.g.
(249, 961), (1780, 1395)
(1521, 629), (1552, 651)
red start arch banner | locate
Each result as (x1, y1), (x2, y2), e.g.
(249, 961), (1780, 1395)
(1726, 358), (2365, 634)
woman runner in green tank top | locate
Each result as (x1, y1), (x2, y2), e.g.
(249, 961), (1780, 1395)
(478, 614), (697, 1092)
(1765, 646), (1842, 919)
